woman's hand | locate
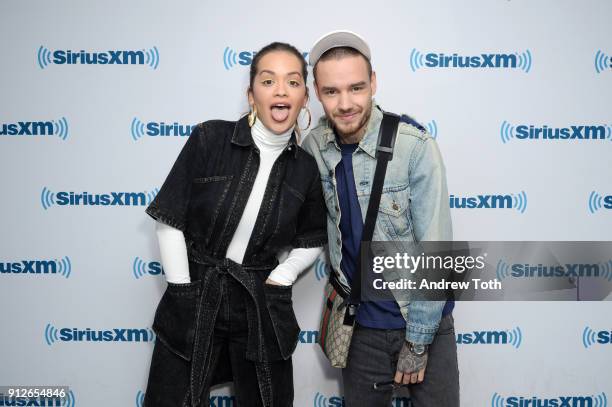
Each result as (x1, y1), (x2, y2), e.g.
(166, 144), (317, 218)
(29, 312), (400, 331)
(265, 278), (283, 286)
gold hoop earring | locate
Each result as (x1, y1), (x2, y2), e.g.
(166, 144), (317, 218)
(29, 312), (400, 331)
(248, 106), (257, 127)
(299, 106), (312, 131)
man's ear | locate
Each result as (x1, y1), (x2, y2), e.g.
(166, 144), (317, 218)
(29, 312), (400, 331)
(314, 79), (324, 101)
(370, 71), (377, 96)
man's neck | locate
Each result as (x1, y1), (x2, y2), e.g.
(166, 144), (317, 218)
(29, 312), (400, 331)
(336, 126), (367, 145)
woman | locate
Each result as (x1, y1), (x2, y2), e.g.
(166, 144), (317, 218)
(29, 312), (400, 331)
(143, 42), (327, 407)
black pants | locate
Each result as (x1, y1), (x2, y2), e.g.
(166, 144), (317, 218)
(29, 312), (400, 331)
(342, 313), (460, 407)
(144, 278), (294, 407)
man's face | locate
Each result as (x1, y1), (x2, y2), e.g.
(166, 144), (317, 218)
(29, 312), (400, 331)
(314, 54), (376, 142)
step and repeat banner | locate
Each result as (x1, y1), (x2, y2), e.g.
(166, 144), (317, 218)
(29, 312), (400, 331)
(1, 0), (611, 406)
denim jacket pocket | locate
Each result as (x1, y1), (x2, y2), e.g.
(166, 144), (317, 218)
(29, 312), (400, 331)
(151, 280), (201, 361)
(188, 175), (233, 244)
(378, 183), (416, 241)
(274, 181), (306, 238)
(262, 283), (300, 360)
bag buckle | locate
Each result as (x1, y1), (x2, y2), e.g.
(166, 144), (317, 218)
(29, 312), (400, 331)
(342, 303), (358, 326)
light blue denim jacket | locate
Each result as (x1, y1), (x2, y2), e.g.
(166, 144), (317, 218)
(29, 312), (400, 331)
(302, 102), (453, 345)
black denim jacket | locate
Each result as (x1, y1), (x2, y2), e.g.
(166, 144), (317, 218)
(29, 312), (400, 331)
(146, 115), (327, 266)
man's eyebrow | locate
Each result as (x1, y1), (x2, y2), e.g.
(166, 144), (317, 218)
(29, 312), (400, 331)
(320, 85), (338, 92)
(320, 81), (367, 91)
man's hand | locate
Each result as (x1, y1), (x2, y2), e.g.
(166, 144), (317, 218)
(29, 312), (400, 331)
(394, 341), (428, 384)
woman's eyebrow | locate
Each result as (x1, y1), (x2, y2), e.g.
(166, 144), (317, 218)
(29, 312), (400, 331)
(258, 69), (302, 77)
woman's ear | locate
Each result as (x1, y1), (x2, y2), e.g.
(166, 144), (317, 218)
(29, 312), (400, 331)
(247, 88), (254, 108)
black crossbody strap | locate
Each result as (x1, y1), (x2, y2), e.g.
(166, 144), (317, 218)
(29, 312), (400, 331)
(344, 112), (400, 323)
(362, 112), (400, 242)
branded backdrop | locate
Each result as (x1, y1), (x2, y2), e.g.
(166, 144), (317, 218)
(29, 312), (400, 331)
(1, 0), (611, 406)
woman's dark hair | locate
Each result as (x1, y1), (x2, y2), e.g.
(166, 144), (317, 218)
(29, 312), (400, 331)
(248, 42), (308, 92)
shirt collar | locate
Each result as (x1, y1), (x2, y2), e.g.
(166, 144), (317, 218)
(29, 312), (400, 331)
(357, 102), (384, 159)
(231, 115), (299, 158)
(321, 100), (384, 158)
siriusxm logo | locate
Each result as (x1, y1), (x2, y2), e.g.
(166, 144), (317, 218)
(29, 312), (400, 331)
(594, 50), (611, 74)
(1, 257), (72, 278)
(0, 117), (69, 140)
(41, 187), (159, 209)
(314, 393), (411, 407)
(136, 390), (145, 407)
(588, 191), (612, 214)
(208, 395), (235, 407)
(223, 47), (308, 70)
(449, 191), (527, 213)
(37, 46), (159, 69)
(130, 118), (195, 141)
(0, 390), (76, 407)
(44, 323), (154, 345)
(313, 257), (329, 281)
(456, 327), (522, 348)
(583, 327), (612, 348)
(299, 330), (319, 344)
(500, 121), (611, 143)
(492, 392), (607, 407)
(136, 390), (231, 407)
(133, 257), (164, 279)
(424, 120), (438, 139)
(410, 49), (532, 72)
(496, 260), (612, 282)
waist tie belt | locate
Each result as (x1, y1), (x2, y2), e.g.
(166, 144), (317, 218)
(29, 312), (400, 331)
(188, 253), (275, 407)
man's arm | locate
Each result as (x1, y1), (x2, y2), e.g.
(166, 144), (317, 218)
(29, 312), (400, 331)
(405, 136), (452, 344)
(396, 134), (453, 384)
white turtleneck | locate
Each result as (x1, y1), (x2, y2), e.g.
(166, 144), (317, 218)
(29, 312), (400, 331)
(155, 117), (322, 285)
(225, 117), (292, 263)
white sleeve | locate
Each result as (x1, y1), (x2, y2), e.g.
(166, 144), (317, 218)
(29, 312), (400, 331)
(155, 221), (191, 284)
(266, 246), (323, 286)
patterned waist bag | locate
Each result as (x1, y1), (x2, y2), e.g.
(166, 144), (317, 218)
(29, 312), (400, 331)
(318, 271), (353, 368)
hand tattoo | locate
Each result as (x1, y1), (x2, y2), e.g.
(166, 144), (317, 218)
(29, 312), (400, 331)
(396, 341), (428, 373)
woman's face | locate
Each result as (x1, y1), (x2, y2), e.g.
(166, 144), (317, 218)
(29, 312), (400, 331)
(248, 50), (308, 135)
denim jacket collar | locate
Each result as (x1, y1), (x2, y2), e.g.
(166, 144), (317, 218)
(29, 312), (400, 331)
(231, 115), (299, 158)
(356, 102), (384, 159)
(320, 100), (384, 159)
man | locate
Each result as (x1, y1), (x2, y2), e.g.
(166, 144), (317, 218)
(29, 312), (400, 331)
(303, 30), (459, 406)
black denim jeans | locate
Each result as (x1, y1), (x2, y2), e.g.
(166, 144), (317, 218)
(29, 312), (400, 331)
(201, 278), (294, 406)
(144, 260), (299, 407)
(342, 313), (460, 407)
(144, 270), (299, 407)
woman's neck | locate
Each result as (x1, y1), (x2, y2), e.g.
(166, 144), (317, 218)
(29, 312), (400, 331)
(251, 117), (293, 150)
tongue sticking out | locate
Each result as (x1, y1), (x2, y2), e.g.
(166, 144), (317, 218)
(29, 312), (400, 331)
(271, 107), (290, 122)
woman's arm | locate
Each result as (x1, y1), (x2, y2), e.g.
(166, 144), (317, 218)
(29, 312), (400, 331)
(155, 221), (191, 284)
(266, 246), (323, 286)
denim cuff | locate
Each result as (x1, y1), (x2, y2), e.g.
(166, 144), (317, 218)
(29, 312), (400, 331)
(145, 204), (186, 231)
(292, 233), (328, 249)
(405, 321), (439, 345)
